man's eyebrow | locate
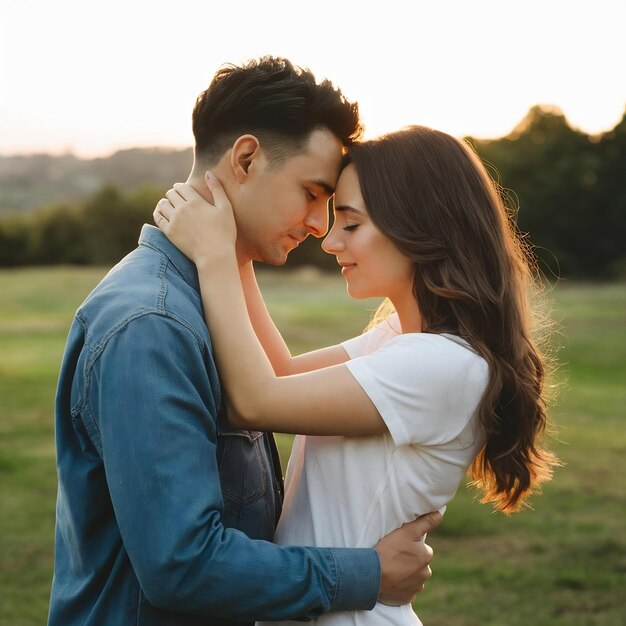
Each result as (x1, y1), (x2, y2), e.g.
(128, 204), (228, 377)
(311, 180), (335, 196)
(334, 204), (364, 214)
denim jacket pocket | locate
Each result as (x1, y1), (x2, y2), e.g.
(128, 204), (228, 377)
(216, 423), (268, 506)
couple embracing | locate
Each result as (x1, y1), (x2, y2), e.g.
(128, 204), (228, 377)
(48, 56), (557, 625)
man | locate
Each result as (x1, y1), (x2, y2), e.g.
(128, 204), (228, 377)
(49, 56), (440, 626)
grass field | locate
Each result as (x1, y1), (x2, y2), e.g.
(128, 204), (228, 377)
(1, 267), (624, 625)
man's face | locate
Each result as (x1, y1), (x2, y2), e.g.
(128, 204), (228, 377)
(233, 128), (343, 265)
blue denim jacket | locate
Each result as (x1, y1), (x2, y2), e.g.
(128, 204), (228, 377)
(48, 225), (380, 626)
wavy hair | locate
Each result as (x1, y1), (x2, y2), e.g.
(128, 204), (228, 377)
(346, 126), (559, 513)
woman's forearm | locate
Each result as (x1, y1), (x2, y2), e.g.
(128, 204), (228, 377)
(197, 255), (277, 423)
(239, 263), (351, 376)
(194, 254), (386, 437)
(239, 262), (294, 376)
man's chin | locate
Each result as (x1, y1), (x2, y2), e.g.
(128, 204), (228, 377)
(256, 246), (290, 267)
(266, 257), (289, 267)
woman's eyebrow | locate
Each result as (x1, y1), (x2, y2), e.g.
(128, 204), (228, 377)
(334, 204), (364, 214)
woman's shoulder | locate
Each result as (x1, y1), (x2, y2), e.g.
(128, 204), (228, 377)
(378, 331), (489, 386)
(344, 330), (489, 447)
(384, 330), (476, 354)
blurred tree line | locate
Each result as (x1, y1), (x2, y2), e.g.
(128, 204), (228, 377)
(0, 105), (624, 278)
(0, 186), (163, 267)
(471, 105), (626, 279)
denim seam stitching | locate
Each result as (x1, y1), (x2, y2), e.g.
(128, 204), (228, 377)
(141, 238), (192, 290)
(156, 254), (168, 311)
(72, 310), (208, 421)
(327, 548), (341, 608)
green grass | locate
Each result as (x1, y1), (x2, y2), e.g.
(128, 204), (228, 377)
(1, 267), (624, 625)
(0, 268), (109, 623)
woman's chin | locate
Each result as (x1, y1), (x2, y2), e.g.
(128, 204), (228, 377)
(345, 284), (371, 300)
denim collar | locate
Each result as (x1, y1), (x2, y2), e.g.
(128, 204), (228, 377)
(138, 224), (200, 294)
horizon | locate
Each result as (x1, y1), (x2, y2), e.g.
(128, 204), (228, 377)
(1, 101), (624, 161)
(2, 0), (625, 158)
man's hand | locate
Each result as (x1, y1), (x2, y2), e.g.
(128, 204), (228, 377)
(375, 511), (442, 606)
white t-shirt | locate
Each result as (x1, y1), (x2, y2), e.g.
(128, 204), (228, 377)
(257, 315), (488, 626)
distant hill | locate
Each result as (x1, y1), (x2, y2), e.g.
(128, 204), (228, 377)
(0, 148), (193, 212)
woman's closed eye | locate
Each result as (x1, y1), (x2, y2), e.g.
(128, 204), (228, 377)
(343, 224), (359, 232)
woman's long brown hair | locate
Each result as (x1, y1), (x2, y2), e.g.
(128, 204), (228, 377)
(346, 126), (559, 513)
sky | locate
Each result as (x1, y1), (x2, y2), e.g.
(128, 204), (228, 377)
(1, 0), (625, 157)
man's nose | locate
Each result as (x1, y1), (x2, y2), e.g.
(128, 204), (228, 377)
(304, 202), (329, 238)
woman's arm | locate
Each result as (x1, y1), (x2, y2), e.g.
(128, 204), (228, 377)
(198, 253), (386, 436)
(155, 177), (387, 437)
(239, 262), (351, 376)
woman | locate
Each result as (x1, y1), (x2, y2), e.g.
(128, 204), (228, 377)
(154, 126), (559, 625)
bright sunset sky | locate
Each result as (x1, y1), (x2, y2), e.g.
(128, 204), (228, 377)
(1, 0), (624, 157)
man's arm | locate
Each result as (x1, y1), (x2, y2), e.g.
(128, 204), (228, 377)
(87, 313), (437, 620)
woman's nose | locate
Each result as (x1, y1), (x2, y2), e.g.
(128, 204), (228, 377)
(322, 224), (343, 254)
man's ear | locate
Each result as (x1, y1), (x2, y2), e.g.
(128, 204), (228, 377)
(230, 135), (262, 183)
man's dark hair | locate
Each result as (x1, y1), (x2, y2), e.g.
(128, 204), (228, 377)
(192, 56), (362, 165)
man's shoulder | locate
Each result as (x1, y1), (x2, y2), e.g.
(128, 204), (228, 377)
(78, 245), (209, 348)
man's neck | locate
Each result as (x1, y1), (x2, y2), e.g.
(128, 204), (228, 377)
(184, 172), (251, 267)
(185, 173), (214, 203)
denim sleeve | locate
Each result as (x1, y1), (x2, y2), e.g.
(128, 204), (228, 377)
(87, 313), (380, 621)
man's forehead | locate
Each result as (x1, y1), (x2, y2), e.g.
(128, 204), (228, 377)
(308, 128), (343, 161)
(289, 129), (343, 188)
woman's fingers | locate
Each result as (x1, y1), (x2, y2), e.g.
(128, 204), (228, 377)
(165, 187), (187, 208)
(172, 182), (204, 202)
(205, 171), (232, 211)
(153, 198), (173, 227)
(156, 182), (200, 228)
(154, 173), (234, 240)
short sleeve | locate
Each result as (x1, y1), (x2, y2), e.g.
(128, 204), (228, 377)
(342, 314), (402, 359)
(344, 333), (489, 447)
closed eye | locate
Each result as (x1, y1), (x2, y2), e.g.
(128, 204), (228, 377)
(305, 189), (317, 201)
(343, 224), (359, 232)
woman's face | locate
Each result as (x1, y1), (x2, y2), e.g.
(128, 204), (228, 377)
(322, 164), (414, 301)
